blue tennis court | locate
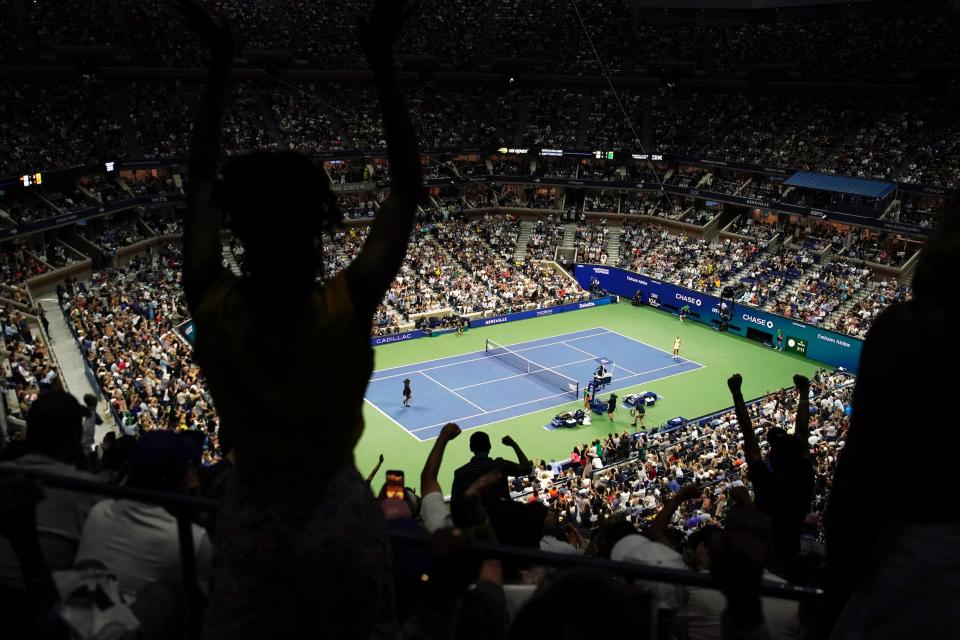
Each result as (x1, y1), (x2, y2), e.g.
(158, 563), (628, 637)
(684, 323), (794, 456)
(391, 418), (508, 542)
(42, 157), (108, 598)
(365, 327), (704, 441)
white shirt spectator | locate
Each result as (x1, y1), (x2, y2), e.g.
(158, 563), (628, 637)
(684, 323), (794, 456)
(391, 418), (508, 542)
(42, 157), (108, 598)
(0, 454), (103, 587)
(75, 499), (212, 599)
(679, 570), (801, 640)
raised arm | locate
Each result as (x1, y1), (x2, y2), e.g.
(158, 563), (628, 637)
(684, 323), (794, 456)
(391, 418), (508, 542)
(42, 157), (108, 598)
(365, 453), (385, 486)
(345, 0), (423, 322)
(728, 374), (762, 464)
(793, 374), (811, 445)
(169, 0), (233, 313)
(420, 423), (461, 495)
(502, 435), (533, 476)
(647, 483), (700, 545)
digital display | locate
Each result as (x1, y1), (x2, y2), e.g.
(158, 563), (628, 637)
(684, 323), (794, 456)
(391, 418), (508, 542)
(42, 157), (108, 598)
(20, 173), (42, 187)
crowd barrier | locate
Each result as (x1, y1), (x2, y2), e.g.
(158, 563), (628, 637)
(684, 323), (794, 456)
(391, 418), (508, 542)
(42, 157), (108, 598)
(0, 464), (823, 640)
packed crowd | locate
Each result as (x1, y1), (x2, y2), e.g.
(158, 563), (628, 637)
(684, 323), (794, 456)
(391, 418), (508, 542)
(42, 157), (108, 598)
(4, 0), (956, 81)
(324, 211), (590, 332)
(1, 297), (59, 424)
(3, 75), (960, 195)
(619, 221), (762, 294)
(822, 278), (912, 339)
(766, 259), (873, 326)
(526, 215), (566, 260)
(59, 246), (217, 436)
(0, 4), (952, 639)
(574, 220), (610, 264)
(513, 369), (852, 547)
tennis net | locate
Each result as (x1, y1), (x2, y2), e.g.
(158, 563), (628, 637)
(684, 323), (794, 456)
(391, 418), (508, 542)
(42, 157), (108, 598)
(485, 339), (580, 398)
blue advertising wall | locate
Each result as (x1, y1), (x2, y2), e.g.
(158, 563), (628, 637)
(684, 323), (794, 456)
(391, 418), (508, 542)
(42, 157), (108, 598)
(370, 296), (616, 347)
(575, 265), (863, 373)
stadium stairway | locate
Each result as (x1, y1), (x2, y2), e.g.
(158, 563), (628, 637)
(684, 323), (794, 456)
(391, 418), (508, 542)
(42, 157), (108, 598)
(606, 224), (623, 265)
(222, 243), (242, 276)
(35, 297), (114, 442)
(559, 223), (577, 253)
(514, 219), (535, 261)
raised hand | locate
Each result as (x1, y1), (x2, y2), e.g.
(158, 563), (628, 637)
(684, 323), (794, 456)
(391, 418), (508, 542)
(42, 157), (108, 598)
(727, 373), (743, 395)
(502, 435), (516, 447)
(166, 0), (234, 61)
(793, 374), (810, 394)
(357, 0), (418, 63)
(440, 422), (461, 441)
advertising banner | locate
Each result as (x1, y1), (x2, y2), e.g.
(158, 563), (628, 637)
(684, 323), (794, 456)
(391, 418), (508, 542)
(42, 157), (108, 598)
(369, 296), (615, 347)
(575, 264), (863, 372)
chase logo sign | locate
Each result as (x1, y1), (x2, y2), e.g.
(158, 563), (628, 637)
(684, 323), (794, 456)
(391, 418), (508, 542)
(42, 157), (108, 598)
(742, 313), (774, 329)
(676, 293), (702, 307)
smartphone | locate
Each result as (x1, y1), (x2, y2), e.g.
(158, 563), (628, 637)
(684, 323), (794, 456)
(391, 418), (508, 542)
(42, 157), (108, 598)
(385, 470), (405, 500)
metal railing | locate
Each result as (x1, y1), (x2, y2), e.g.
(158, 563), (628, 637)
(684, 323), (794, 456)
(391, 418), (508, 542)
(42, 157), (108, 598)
(0, 465), (822, 608)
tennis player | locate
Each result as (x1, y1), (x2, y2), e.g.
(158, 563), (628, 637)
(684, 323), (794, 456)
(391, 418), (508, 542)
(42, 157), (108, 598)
(606, 393), (618, 423)
(672, 335), (681, 359)
(402, 378), (412, 407)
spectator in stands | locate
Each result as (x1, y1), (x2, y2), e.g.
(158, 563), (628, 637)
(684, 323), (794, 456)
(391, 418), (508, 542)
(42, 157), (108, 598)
(824, 202), (960, 638)
(0, 391), (102, 588)
(451, 431), (533, 520)
(727, 373), (814, 578)
(175, 0), (421, 636)
(419, 422), (460, 533)
(74, 430), (213, 600)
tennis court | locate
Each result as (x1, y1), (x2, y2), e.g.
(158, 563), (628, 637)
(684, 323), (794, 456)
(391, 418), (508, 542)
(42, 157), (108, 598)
(365, 327), (703, 441)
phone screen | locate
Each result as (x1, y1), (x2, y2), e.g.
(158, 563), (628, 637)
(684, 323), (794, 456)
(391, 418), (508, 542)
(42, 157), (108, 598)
(385, 470), (405, 500)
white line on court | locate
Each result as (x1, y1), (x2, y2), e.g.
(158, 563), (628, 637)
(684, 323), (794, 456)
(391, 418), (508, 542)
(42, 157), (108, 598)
(363, 398), (423, 442)
(410, 359), (698, 433)
(560, 339), (639, 377)
(599, 326), (706, 369)
(413, 362), (705, 439)
(370, 329), (614, 383)
(420, 371), (488, 413)
(450, 355), (598, 391)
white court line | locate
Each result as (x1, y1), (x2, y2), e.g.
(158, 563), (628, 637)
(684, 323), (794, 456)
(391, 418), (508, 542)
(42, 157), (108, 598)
(370, 329), (614, 383)
(416, 364), (708, 440)
(420, 371), (488, 413)
(599, 326), (706, 369)
(560, 339), (639, 377)
(411, 359), (698, 433)
(363, 398), (423, 442)
(373, 326), (610, 376)
(450, 355), (599, 391)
